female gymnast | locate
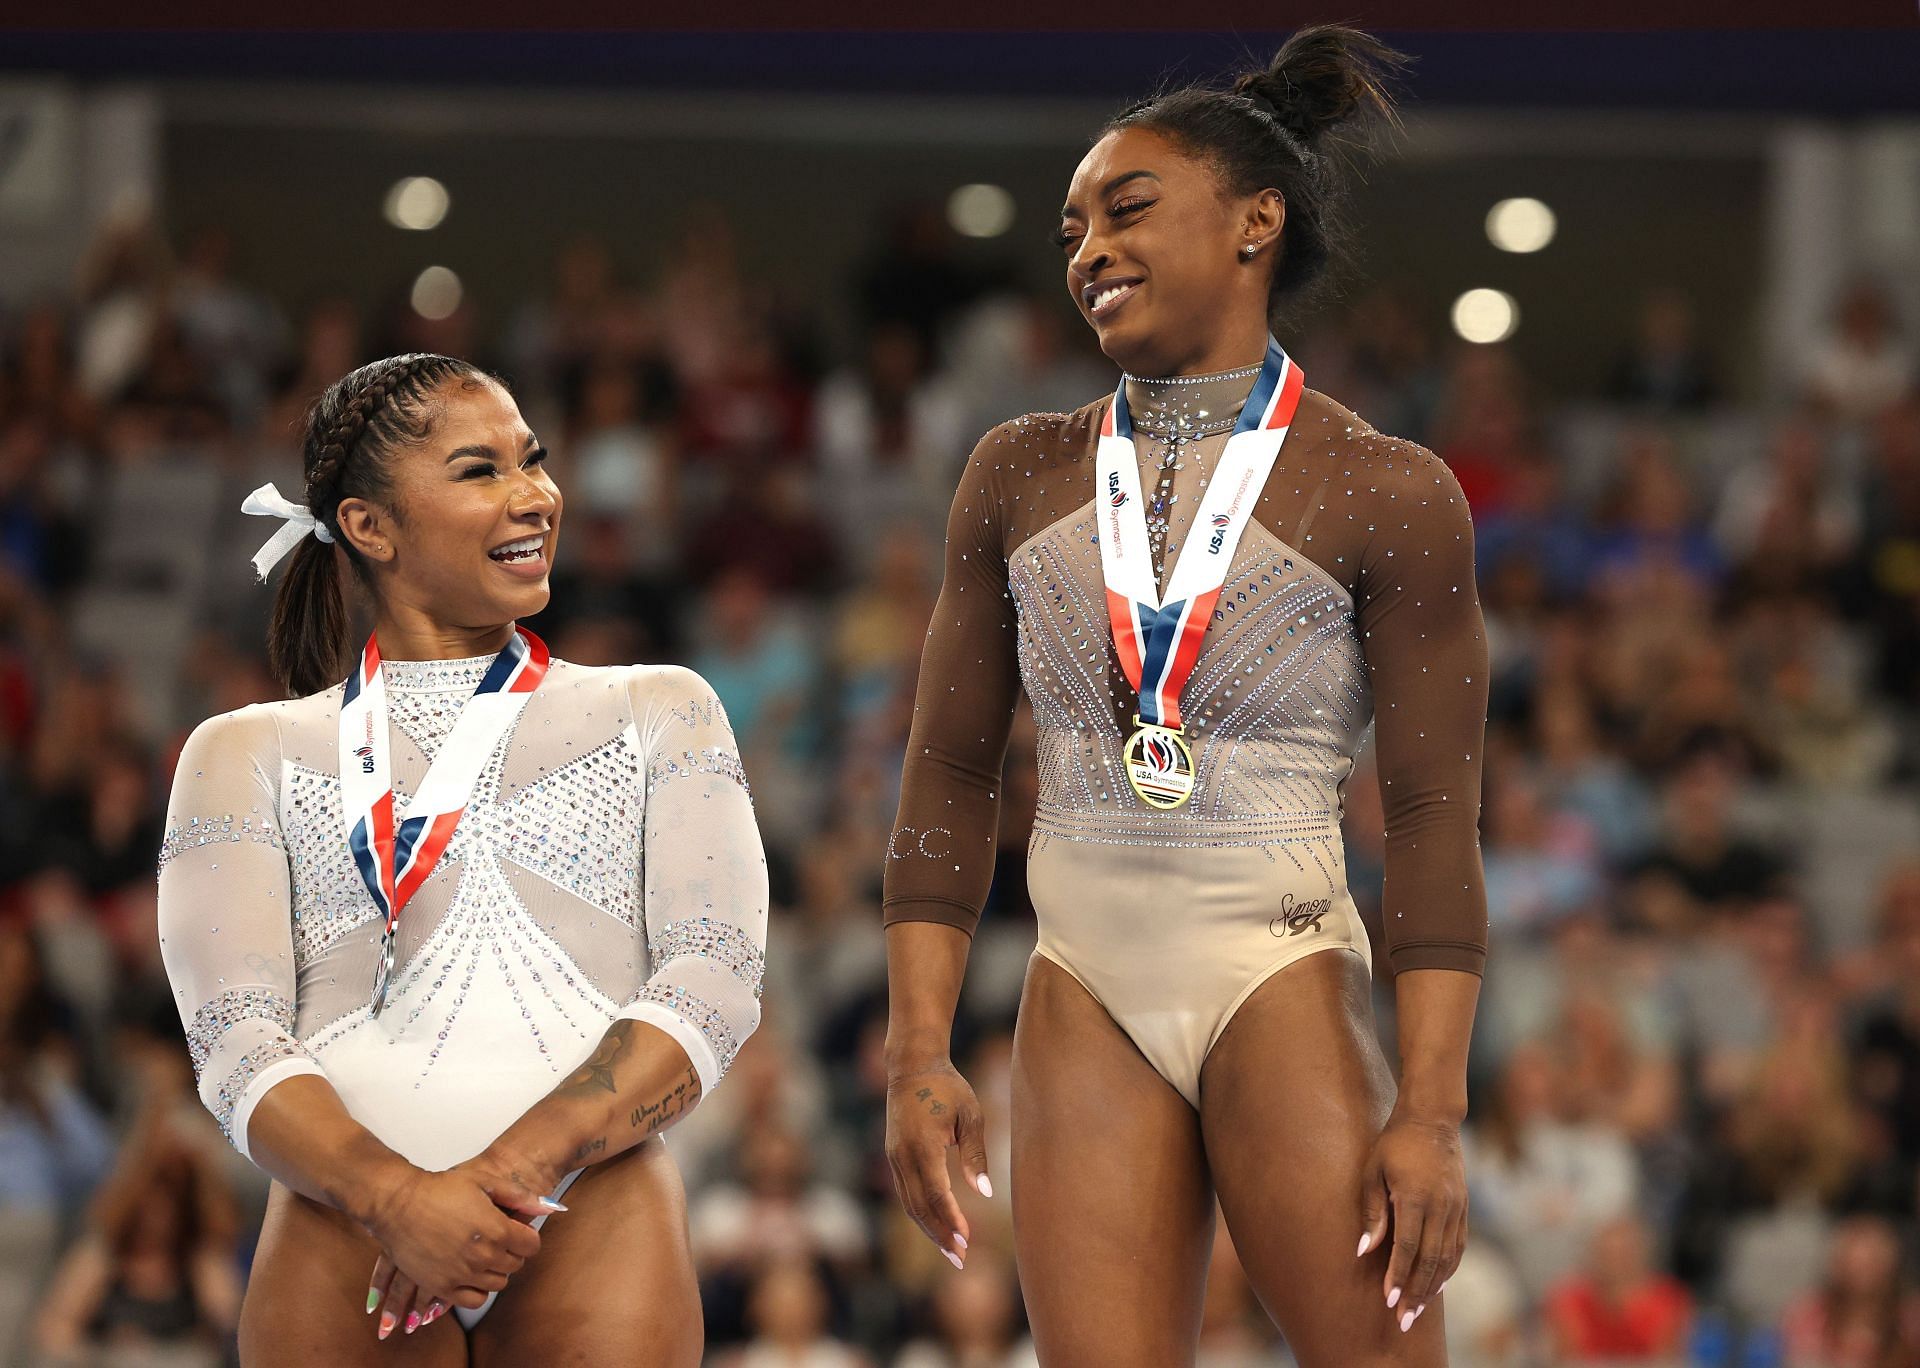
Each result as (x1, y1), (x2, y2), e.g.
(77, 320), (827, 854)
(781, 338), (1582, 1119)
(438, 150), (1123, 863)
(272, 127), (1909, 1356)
(158, 353), (768, 1365)
(882, 28), (1486, 1366)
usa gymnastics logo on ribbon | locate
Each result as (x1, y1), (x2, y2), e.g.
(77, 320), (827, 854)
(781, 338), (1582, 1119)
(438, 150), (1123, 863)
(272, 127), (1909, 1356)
(339, 625), (550, 1011)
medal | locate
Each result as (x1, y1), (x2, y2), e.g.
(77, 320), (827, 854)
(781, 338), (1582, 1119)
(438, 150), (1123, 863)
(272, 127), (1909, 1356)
(1124, 718), (1196, 809)
(1096, 338), (1305, 809)
(340, 626), (550, 1014)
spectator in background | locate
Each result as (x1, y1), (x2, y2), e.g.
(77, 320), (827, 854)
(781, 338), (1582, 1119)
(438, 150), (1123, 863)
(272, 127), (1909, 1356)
(0, 924), (114, 1357)
(1852, 863), (1920, 1170)
(716, 1255), (873, 1368)
(1805, 281), (1913, 426)
(1715, 414), (1860, 593)
(892, 1252), (1036, 1368)
(1780, 1215), (1920, 1368)
(1466, 1040), (1640, 1304)
(1545, 1214), (1693, 1363)
(1853, 392), (1920, 709)
(170, 225), (286, 431)
(1432, 343), (1543, 517)
(814, 323), (968, 554)
(1608, 288), (1719, 411)
(32, 1098), (244, 1366)
(261, 296), (362, 445)
(855, 202), (987, 360)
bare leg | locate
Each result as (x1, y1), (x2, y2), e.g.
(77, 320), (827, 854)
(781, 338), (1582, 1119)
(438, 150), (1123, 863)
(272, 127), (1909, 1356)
(470, 1137), (701, 1368)
(240, 1185), (467, 1368)
(1012, 954), (1215, 1368)
(1198, 950), (1447, 1367)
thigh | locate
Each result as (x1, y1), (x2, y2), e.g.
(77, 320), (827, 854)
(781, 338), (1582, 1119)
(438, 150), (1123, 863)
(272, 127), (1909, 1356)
(240, 1184), (467, 1368)
(1012, 953), (1215, 1368)
(1198, 949), (1446, 1368)
(469, 1137), (701, 1368)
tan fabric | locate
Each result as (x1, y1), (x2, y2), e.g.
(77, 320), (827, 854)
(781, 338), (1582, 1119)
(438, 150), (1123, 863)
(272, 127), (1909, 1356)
(883, 379), (1490, 982)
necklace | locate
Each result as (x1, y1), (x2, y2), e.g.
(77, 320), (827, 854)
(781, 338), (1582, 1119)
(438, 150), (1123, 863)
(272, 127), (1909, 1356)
(1121, 362), (1262, 387)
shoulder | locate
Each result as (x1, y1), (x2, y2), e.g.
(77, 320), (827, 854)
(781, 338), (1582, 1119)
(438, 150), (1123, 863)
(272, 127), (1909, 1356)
(600, 662), (732, 731)
(964, 399), (1108, 472)
(1296, 389), (1472, 533)
(175, 699), (296, 774)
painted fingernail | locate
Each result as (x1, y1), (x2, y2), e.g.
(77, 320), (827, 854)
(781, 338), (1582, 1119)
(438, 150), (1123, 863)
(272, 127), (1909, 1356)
(1436, 1281), (1448, 1297)
(943, 1248), (964, 1271)
(1357, 1233), (1372, 1258)
(378, 1312), (396, 1341)
(366, 1288), (379, 1314)
(953, 1232), (968, 1251)
(1400, 1308), (1416, 1333)
(405, 1311), (420, 1334)
(538, 1195), (568, 1211)
(975, 1175), (993, 1198)
(1387, 1286), (1401, 1309)
(1414, 1304), (1427, 1324)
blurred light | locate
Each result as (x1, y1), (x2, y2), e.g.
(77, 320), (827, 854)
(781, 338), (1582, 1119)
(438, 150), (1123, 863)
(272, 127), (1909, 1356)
(1485, 197), (1555, 254)
(948, 183), (1016, 239)
(1452, 288), (1519, 344)
(411, 266), (463, 320)
(385, 177), (450, 231)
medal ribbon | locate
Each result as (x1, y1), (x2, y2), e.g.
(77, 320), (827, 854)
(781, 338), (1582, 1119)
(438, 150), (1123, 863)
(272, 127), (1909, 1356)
(339, 627), (550, 955)
(1096, 338), (1305, 730)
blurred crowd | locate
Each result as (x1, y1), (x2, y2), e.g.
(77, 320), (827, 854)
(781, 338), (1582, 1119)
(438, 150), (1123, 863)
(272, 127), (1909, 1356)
(1, 196), (1919, 1368)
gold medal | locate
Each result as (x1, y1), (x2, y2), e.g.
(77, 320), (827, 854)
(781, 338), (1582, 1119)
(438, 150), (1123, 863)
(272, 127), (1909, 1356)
(1124, 719), (1196, 809)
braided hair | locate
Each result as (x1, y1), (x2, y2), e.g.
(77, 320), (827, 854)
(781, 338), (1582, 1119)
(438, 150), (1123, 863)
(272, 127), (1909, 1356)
(268, 353), (487, 696)
(1104, 25), (1406, 317)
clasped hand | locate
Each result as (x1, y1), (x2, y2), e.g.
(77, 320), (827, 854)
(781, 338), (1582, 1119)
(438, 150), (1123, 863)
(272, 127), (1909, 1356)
(362, 1151), (558, 1339)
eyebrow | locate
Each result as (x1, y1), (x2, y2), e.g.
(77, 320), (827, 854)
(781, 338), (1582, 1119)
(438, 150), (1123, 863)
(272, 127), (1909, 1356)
(444, 433), (539, 464)
(1060, 169), (1161, 220)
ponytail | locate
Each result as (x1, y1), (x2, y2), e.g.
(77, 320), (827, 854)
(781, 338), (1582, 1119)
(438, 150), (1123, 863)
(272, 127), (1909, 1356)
(267, 532), (353, 699)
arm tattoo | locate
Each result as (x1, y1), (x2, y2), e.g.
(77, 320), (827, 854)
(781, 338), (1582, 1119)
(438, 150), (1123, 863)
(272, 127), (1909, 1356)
(574, 1137), (607, 1161)
(628, 1064), (702, 1138)
(559, 1020), (635, 1097)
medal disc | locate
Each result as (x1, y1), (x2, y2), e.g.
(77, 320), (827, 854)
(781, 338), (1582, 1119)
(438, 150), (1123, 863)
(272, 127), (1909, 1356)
(370, 928), (397, 1015)
(1124, 723), (1196, 810)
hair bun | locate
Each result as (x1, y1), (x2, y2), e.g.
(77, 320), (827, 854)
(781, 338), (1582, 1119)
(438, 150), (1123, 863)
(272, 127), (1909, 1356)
(1233, 24), (1406, 147)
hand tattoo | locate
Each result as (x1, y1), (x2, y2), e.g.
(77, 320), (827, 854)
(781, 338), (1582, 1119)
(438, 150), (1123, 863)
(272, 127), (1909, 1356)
(916, 1086), (948, 1117)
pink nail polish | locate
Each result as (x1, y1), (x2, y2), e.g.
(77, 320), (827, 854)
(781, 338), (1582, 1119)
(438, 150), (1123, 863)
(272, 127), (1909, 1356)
(975, 1174), (994, 1199)
(378, 1312), (396, 1341)
(943, 1248), (964, 1271)
(405, 1311), (420, 1334)
(1357, 1233), (1372, 1258)
(1413, 1304), (1427, 1324)
(1399, 1309), (1416, 1333)
(953, 1232), (968, 1251)
(1387, 1286), (1401, 1310)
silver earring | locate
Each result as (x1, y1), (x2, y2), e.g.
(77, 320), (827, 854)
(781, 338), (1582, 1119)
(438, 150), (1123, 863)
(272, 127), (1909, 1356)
(1242, 243), (1258, 258)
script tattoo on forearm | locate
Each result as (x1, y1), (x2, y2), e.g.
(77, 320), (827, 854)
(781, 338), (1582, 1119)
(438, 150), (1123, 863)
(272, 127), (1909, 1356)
(629, 1064), (702, 1137)
(558, 1020), (635, 1097)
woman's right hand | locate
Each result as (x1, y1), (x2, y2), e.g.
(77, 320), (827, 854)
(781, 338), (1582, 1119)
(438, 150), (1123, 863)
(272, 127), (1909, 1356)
(360, 1167), (548, 1336)
(884, 1058), (992, 1270)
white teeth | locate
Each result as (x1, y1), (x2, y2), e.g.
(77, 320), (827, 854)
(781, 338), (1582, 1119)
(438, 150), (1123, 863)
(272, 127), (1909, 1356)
(1092, 284), (1133, 313)
(489, 536), (544, 561)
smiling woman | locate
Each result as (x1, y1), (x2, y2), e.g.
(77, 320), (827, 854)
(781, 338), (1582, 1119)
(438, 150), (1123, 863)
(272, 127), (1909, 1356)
(157, 355), (769, 1366)
(884, 27), (1486, 1368)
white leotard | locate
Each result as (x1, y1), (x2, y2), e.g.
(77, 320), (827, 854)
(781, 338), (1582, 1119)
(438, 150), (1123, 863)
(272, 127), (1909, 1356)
(157, 652), (768, 1169)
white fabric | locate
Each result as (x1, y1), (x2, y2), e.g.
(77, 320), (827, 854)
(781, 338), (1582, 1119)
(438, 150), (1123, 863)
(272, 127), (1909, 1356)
(157, 655), (769, 1168)
(241, 481), (333, 582)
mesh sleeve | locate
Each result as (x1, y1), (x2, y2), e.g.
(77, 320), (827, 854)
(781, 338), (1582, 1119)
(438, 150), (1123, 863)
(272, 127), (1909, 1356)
(619, 666), (770, 1095)
(881, 424), (1024, 936)
(1355, 440), (1491, 976)
(157, 707), (325, 1157)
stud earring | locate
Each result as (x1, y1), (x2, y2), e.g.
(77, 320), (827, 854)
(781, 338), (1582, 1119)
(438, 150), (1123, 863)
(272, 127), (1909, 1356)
(1242, 243), (1258, 259)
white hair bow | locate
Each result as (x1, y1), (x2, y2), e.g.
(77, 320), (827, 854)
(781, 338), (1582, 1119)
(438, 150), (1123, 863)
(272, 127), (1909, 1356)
(242, 482), (335, 582)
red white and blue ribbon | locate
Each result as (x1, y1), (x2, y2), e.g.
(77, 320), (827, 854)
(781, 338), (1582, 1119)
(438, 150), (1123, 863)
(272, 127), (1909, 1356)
(1097, 337), (1305, 730)
(340, 627), (549, 1009)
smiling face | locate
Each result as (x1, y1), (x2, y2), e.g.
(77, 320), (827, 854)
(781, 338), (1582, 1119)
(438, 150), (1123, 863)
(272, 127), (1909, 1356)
(337, 378), (562, 638)
(1057, 125), (1283, 378)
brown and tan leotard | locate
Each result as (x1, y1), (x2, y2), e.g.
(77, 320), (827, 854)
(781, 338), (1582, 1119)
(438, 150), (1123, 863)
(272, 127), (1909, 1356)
(884, 368), (1489, 1106)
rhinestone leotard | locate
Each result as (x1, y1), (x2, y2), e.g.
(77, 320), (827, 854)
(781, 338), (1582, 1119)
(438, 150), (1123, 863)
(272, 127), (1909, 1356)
(883, 372), (1489, 1103)
(158, 655), (769, 1168)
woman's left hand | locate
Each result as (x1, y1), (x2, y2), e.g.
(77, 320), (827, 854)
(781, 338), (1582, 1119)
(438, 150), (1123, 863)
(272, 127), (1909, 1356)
(365, 1147), (565, 1339)
(1357, 1106), (1467, 1334)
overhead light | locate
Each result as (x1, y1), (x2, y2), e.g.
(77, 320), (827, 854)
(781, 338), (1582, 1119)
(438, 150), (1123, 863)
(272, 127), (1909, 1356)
(411, 266), (463, 321)
(948, 183), (1016, 239)
(385, 177), (450, 232)
(1486, 197), (1555, 254)
(1452, 288), (1519, 344)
